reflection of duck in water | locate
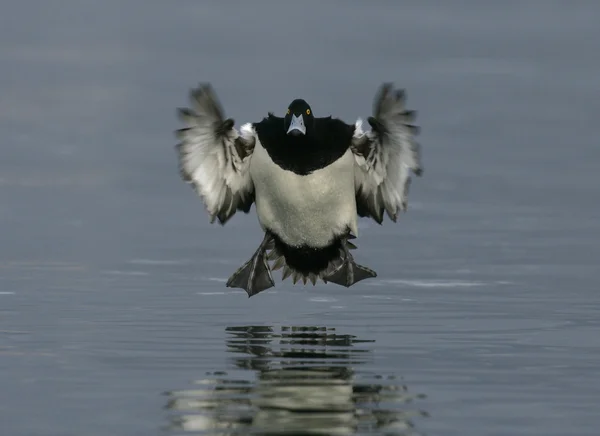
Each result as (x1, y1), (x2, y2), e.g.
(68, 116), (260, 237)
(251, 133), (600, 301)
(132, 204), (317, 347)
(165, 326), (427, 435)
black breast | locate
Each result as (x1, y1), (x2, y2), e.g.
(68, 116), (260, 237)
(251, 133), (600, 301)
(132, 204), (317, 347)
(253, 115), (355, 175)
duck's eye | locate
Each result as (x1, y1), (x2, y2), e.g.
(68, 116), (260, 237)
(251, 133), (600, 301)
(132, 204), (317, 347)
(306, 109), (311, 115)
(287, 109), (290, 115)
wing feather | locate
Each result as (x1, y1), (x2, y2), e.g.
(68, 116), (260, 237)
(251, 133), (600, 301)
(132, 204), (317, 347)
(175, 84), (256, 225)
(351, 83), (423, 224)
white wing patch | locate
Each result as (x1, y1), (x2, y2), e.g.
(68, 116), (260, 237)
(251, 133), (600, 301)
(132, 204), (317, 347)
(352, 84), (423, 224)
(176, 85), (256, 224)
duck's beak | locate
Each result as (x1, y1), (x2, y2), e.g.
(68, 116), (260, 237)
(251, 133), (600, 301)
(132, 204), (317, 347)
(287, 114), (306, 136)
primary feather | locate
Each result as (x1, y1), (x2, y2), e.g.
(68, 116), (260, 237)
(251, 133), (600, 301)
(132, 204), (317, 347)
(351, 83), (423, 224)
(175, 84), (256, 224)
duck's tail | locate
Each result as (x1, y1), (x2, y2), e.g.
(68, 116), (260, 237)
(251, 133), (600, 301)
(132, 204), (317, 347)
(268, 234), (377, 287)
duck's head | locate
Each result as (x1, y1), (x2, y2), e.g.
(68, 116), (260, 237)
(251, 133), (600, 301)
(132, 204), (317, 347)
(284, 99), (314, 137)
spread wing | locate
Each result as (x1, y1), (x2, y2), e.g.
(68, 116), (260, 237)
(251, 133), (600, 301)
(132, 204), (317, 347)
(351, 83), (423, 224)
(175, 84), (256, 225)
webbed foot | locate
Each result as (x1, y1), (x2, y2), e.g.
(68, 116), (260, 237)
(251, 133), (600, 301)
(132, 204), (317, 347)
(226, 233), (275, 297)
(323, 239), (377, 287)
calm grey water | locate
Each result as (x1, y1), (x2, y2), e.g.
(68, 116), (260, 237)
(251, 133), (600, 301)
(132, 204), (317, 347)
(1, 2), (599, 435)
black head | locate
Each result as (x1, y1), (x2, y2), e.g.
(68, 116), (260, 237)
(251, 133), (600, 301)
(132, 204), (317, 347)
(284, 99), (314, 137)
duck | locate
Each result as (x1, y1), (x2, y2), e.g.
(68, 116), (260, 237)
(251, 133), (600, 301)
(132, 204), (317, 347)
(175, 83), (423, 297)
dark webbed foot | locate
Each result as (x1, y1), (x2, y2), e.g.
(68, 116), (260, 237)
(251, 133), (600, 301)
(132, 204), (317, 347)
(226, 233), (275, 297)
(323, 237), (377, 287)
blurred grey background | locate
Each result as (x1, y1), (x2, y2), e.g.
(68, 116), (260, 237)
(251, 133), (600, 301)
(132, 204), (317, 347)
(1, 1), (599, 436)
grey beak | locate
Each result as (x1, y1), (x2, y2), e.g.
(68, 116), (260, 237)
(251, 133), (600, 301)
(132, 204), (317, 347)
(287, 114), (306, 135)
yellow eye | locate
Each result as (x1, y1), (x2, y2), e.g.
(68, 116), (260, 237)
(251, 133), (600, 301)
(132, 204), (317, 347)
(287, 108), (290, 114)
(306, 109), (311, 115)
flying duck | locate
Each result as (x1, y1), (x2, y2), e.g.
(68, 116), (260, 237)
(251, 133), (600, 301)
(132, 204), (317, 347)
(175, 83), (423, 297)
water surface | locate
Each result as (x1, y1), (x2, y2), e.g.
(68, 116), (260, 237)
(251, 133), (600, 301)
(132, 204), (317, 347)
(1, 1), (599, 435)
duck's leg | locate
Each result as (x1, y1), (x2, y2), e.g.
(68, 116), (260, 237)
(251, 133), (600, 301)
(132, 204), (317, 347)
(323, 236), (377, 287)
(226, 232), (275, 297)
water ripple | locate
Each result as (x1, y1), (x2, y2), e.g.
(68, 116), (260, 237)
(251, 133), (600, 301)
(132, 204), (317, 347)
(164, 326), (427, 435)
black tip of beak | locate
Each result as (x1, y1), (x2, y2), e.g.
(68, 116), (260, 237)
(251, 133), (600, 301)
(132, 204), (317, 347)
(288, 129), (304, 137)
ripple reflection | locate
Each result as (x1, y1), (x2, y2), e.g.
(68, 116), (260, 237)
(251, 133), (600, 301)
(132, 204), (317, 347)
(165, 326), (427, 435)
